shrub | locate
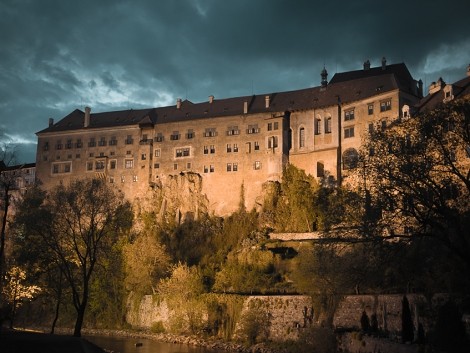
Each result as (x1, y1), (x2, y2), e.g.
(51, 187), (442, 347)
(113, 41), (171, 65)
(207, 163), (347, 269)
(151, 321), (165, 333)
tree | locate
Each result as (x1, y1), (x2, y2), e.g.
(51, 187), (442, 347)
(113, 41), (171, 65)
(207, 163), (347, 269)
(0, 136), (18, 308)
(357, 97), (470, 269)
(13, 179), (132, 336)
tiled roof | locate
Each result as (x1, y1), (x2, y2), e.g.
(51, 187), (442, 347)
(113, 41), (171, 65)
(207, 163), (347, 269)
(37, 64), (419, 134)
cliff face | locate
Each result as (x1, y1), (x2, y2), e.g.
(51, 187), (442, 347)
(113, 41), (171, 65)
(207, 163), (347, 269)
(144, 172), (210, 223)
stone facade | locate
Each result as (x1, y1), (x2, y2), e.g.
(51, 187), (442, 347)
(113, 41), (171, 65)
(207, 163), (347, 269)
(35, 61), (422, 215)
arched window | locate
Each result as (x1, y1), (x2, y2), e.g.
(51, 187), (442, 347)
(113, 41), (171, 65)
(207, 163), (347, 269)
(342, 148), (359, 170)
(315, 117), (321, 135)
(325, 116), (332, 134)
(299, 127), (305, 148)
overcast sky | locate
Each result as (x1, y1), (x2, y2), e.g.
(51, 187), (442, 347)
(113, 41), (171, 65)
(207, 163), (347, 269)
(1, 0), (469, 163)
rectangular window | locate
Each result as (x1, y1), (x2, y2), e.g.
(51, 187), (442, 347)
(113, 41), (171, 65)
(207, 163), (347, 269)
(268, 136), (278, 149)
(204, 165), (209, 173)
(247, 124), (260, 134)
(227, 126), (240, 136)
(233, 144), (239, 152)
(227, 163), (232, 172)
(186, 129), (194, 139)
(344, 126), (355, 138)
(254, 141), (260, 151)
(227, 144), (232, 153)
(254, 161), (261, 170)
(170, 131), (180, 140)
(126, 150), (131, 155)
(210, 145), (215, 154)
(204, 128), (217, 137)
(141, 134), (148, 142)
(109, 177), (114, 184)
(173, 163), (178, 170)
(299, 127), (305, 148)
(204, 146), (209, 154)
(186, 162), (191, 169)
(315, 119), (321, 135)
(98, 137), (106, 146)
(155, 149), (161, 157)
(233, 163), (238, 171)
(368, 104), (374, 115)
(88, 138), (96, 147)
(175, 148), (190, 158)
(52, 164), (59, 174)
(141, 153), (147, 160)
(210, 165), (214, 173)
(110, 160), (117, 169)
(76, 154), (81, 159)
(76, 139), (82, 148)
(121, 176), (125, 183)
(154, 163), (160, 169)
(380, 99), (392, 112)
(125, 159), (134, 169)
(345, 109), (355, 121)
(325, 117), (332, 134)
(95, 160), (105, 170)
(246, 142), (251, 153)
(65, 139), (72, 149)
(125, 135), (133, 145)
(87, 162), (93, 171)
(133, 175), (138, 182)
(267, 123), (273, 131)
(43, 141), (49, 151)
(56, 141), (63, 150)
(274, 122), (279, 130)
(155, 133), (164, 142)
(109, 137), (117, 146)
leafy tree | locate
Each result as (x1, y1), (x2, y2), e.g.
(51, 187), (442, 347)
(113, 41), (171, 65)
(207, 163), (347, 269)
(238, 306), (271, 346)
(358, 97), (470, 269)
(13, 179), (132, 336)
(157, 263), (206, 334)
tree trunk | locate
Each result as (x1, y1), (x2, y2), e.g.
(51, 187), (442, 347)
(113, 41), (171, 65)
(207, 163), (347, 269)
(73, 304), (86, 337)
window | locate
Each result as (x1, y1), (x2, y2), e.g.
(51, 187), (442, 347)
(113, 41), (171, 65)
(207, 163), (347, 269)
(175, 148), (190, 157)
(174, 163), (178, 170)
(170, 131), (180, 140)
(267, 123), (273, 131)
(204, 165), (209, 173)
(345, 109), (355, 121)
(65, 139), (72, 149)
(204, 146), (209, 154)
(110, 160), (117, 169)
(246, 142), (251, 153)
(76, 139), (82, 148)
(368, 104), (374, 115)
(233, 163), (238, 171)
(380, 99), (391, 112)
(254, 141), (260, 151)
(126, 150), (131, 155)
(87, 162), (93, 171)
(315, 118), (321, 135)
(268, 136), (278, 149)
(98, 137), (106, 146)
(110, 151), (115, 156)
(247, 124), (260, 134)
(186, 162), (191, 169)
(76, 154), (81, 159)
(121, 176), (125, 183)
(43, 141), (49, 151)
(227, 144), (232, 153)
(56, 141), (63, 150)
(109, 177), (114, 184)
(317, 162), (324, 178)
(52, 164), (59, 174)
(125, 135), (133, 145)
(210, 145), (215, 154)
(88, 138), (96, 147)
(154, 163), (160, 169)
(155, 133), (164, 142)
(95, 160), (105, 170)
(299, 127), (305, 148)
(227, 126), (239, 135)
(325, 117), (332, 134)
(155, 149), (161, 157)
(204, 128), (217, 137)
(141, 153), (147, 160)
(109, 137), (117, 146)
(344, 126), (355, 138)
(141, 134), (148, 142)
(210, 165), (214, 173)
(368, 123), (374, 134)
(274, 122), (279, 130)
(343, 148), (359, 170)
(125, 159), (134, 169)
(133, 175), (138, 182)
(254, 161), (261, 170)
(227, 163), (232, 172)
(233, 144), (239, 152)
(186, 129), (194, 139)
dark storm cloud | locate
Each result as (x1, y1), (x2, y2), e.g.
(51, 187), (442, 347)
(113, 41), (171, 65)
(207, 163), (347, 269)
(0, 0), (469, 163)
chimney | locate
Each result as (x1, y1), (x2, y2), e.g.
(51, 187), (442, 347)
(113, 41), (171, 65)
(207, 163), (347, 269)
(265, 95), (270, 109)
(209, 95), (214, 104)
(381, 57), (387, 70)
(84, 106), (91, 128)
(321, 67), (328, 88)
(363, 60), (370, 70)
(176, 98), (182, 109)
(48, 118), (54, 127)
(243, 101), (248, 114)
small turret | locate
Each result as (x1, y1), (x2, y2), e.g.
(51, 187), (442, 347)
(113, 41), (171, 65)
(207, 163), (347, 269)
(321, 67), (328, 88)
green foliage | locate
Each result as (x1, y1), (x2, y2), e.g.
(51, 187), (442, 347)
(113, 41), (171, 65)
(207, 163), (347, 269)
(204, 294), (245, 340)
(150, 320), (166, 333)
(157, 263), (206, 334)
(238, 306), (271, 346)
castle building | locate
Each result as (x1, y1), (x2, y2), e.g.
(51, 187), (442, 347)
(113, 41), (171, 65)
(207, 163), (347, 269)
(35, 60), (422, 215)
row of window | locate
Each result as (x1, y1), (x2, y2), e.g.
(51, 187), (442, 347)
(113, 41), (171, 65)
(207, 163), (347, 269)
(344, 99), (392, 123)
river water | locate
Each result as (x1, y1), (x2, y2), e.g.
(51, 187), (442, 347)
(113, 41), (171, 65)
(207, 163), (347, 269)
(85, 335), (220, 353)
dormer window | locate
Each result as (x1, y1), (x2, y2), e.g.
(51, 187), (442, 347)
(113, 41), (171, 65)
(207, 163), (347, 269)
(443, 85), (454, 102)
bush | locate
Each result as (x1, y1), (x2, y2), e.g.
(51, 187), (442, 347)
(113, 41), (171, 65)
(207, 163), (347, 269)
(238, 307), (271, 346)
(151, 321), (165, 333)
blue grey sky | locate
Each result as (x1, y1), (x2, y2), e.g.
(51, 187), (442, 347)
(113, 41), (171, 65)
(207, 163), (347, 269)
(1, 0), (469, 163)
